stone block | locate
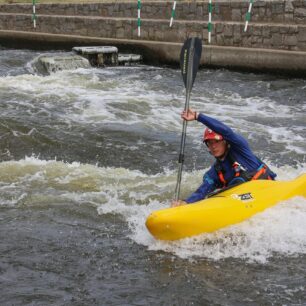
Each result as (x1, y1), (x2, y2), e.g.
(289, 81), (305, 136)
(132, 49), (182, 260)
(196, 5), (203, 18)
(272, 33), (282, 46)
(252, 27), (262, 36)
(288, 25), (299, 34)
(132, 29), (138, 38)
(270, 26), (280, 33)
(258, 7), (266, 18)
(289, 45), (299, 51)
(280, 27), (289, 34)
(116, 20), (123, 28)
(231, 9), (242, 21)
(189, 2), (197, 14)
(266, 8), (272, 18)
(224, 24), (233, 37)
(233, 24), (241, 34)
(297, 42), (306, 51)
(125, 9), (132, 18)
(233, 33), (241, 44)
(284, 35), (298, 46)
(272, 3), (284, 14)
(255, 1), (266, 8)
(252, 36), (263, 45)
(231, 2), (246, 9)
(224, 37), (233, 46)
(242, 36), (252, 47)
(262, 26), (271, 38)
(263, 38), (271, 47)
(284, 13), (294, 22)
(297, 28), (306, 41)
(141, 29), (148, 39)
(295, 7), (306, 17)
(116, 27), (125, 39)
(216, 35), (224, 45)
(221, 4), (232, 20)
(155, 30), (165, 41)
(285, 0), (294, 13)
(214, 3), (220, 14)
(215, 23), (224, 34)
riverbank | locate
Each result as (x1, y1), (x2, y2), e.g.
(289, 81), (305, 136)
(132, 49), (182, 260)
(0, 1), (306, 75)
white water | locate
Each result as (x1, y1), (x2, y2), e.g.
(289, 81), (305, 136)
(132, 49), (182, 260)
(1, 48), (306, 306)
(0, 156), (305, 263)
(94, 161), (306, 263)
(0, 53), (305, 263)
(142, 197), (306, 264)
(1, 68), (305, 157)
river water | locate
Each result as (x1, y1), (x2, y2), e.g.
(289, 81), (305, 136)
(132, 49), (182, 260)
(0, 46), (305, 305)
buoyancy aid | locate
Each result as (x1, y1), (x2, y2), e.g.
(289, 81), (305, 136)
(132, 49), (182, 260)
(214, 153), (273, 188)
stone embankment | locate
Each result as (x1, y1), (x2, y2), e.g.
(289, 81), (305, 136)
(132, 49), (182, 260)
(0, 1), (306, 74)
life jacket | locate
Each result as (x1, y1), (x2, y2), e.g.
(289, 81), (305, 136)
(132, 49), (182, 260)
(214, 153), (273, 188)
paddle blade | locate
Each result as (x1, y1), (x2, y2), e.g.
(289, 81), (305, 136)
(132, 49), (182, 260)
(180, 37), (202, 90)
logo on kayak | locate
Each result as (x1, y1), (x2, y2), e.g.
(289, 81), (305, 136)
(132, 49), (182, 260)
(232, 192), (253, 202)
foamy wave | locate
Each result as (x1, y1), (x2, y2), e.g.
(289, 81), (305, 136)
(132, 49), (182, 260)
(0, 157), (175, 208)
(129, 165), (306, 263)
(0, 66), (305, 161)
(0, 158), (305, 263)
(137, 197), (306, 264)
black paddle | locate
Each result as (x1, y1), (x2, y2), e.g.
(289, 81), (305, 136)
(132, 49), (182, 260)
(174, 37), (202, 201)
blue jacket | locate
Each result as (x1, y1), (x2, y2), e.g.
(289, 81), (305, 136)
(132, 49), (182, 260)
(185, 113), (276, 203)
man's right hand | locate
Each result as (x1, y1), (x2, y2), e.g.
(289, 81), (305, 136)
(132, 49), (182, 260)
(181, 108), (198, 121)
(171, 200), (187, 207)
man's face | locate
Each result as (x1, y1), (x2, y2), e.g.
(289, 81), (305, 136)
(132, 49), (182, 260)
(206, 139), (227, 158)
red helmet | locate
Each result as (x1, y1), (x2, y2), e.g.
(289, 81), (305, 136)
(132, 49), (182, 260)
(203, 128), (223, 142)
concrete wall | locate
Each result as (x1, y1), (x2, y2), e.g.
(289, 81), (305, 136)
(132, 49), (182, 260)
(0, 1), (306, 74)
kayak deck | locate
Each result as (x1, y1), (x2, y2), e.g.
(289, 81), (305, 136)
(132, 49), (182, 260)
(146, 174), (306, 241)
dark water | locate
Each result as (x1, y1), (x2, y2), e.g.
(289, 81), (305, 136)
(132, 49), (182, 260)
(0, 47), (305, 305)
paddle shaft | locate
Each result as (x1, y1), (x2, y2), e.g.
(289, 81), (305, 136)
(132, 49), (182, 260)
(174, 92), (191, 200)
(174, 39), (196, 201)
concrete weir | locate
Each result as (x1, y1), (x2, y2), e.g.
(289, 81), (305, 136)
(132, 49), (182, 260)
(72, 46), (142, 66)
(73, 46), (119, 66)
(36, 54), (91, 74)
(0, 1), (306, 75)
(32, 47), (143, 74)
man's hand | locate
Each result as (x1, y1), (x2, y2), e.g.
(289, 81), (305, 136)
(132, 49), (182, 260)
(171, 200), (187, 207)
(181, 108), (198, 121)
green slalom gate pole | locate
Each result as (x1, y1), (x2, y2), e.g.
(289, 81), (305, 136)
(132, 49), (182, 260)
(169, 1), (176, 27)
(244, 0), (253, 32)
(137, 0), (141, 37)
(208, 0), (212, 43)
(32, 0), (37, 28)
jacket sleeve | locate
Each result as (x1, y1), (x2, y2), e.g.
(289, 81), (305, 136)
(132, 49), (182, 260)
(185, 168), (218, 204)
(197, 113), (276, 178)
(197, 113), (249, 151)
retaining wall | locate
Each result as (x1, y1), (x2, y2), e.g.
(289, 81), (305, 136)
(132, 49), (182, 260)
(0, 1), (306, 74)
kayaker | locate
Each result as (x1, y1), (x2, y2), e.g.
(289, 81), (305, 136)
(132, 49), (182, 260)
(171, 108), (276, 207)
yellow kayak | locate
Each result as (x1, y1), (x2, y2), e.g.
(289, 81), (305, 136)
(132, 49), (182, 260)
(146, 173), (306, 241)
